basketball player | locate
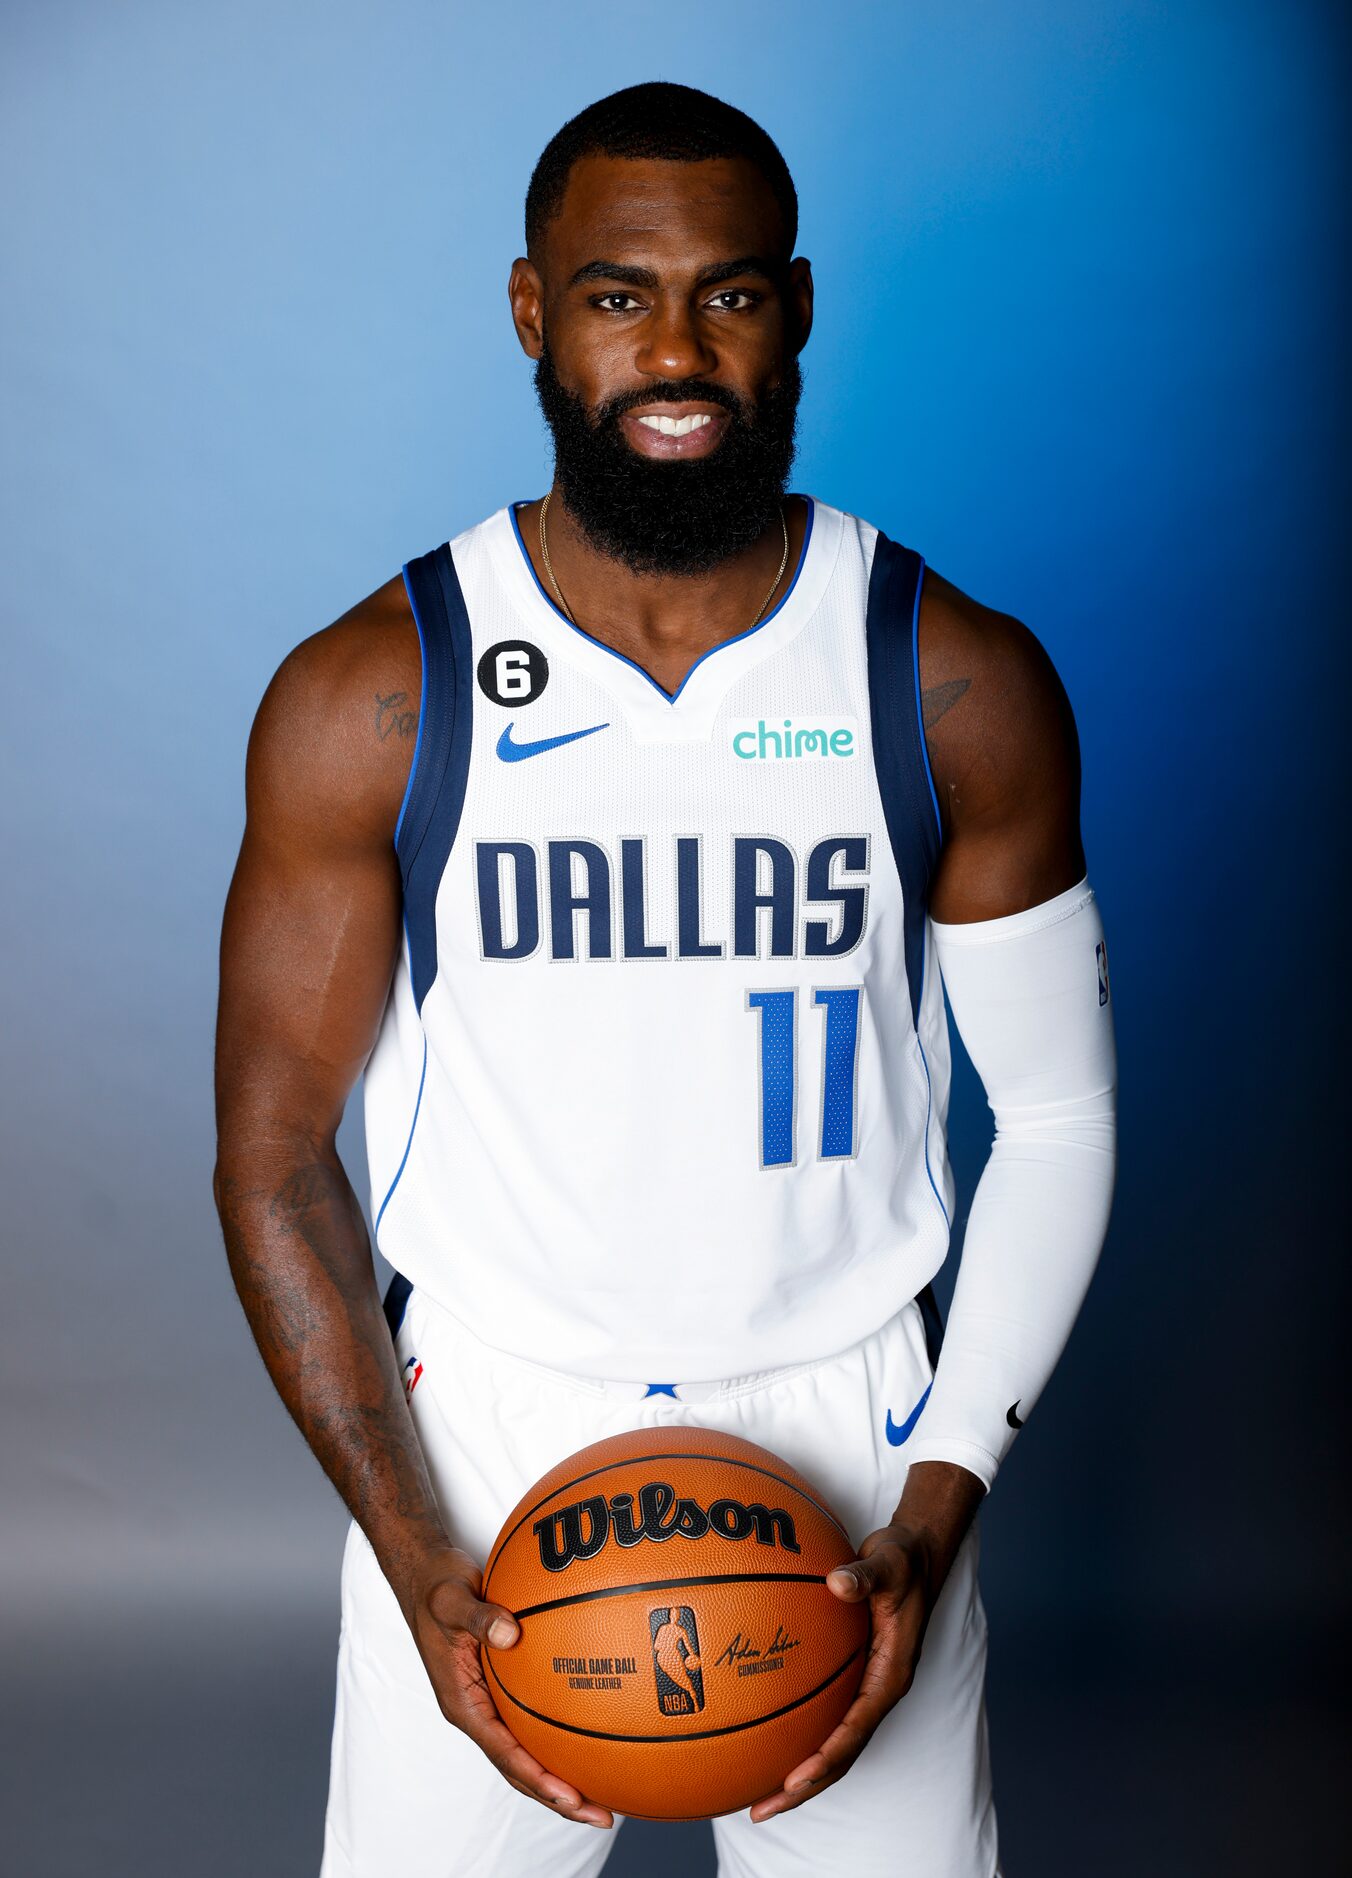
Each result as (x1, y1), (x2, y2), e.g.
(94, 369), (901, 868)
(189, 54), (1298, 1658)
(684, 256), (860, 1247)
(213, 83), (1117, 1877)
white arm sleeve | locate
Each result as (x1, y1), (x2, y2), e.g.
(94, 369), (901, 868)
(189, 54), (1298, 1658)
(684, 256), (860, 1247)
(907, 878), (1118, 1489)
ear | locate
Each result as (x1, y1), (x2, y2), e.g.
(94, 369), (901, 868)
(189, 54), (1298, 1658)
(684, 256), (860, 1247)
(788, 255), (814, 352)
(508, 257), (546, 360)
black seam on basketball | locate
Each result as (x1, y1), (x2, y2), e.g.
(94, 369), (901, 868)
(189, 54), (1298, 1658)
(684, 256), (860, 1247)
(511, 1570), (827, 1621)
(485, 1644), (864, 1745)
(484, 1450), (851, 1580)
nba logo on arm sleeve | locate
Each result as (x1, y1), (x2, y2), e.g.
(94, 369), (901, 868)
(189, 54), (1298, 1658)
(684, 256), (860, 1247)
(1096, 939), (1110, 1006)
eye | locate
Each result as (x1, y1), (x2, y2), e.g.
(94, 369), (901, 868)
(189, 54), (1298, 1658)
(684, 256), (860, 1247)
(593, 292), (644, 312)
(707, 289), (761, 312)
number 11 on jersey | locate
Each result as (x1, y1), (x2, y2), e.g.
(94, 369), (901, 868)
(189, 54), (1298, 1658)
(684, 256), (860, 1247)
(747, 987), (863, 1168)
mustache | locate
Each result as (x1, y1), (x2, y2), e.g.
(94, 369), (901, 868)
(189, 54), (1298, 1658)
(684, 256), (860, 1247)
(592, 381), (747, 426)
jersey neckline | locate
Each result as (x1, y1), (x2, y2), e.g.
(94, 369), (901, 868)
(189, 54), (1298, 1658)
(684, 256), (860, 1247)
(486, 494), (843, 742)
(506, 494), (816, 705)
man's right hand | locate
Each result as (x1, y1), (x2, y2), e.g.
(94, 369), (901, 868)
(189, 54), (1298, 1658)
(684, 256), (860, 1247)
(396, 1542), (615, 1830)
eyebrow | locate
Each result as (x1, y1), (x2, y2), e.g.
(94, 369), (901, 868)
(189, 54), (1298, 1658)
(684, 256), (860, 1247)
(568, 254), (783, 290)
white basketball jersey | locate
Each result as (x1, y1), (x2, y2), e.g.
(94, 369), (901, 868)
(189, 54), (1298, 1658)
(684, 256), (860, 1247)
(362, 496), (956, 1380)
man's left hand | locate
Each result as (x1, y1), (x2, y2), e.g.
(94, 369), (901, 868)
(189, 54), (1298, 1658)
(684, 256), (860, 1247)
(749, 1458), (986, 1825)
(748, 1520), (937, 1823)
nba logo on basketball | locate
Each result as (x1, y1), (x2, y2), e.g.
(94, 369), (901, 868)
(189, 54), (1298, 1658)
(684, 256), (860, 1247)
(649, 1606), (705, 1716)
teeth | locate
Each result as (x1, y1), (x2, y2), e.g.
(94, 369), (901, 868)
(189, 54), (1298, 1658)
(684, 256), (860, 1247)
(636, 413), (714, 436)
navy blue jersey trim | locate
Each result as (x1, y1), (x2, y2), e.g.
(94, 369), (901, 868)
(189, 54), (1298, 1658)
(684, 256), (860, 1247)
(398, 545), (474, 1013)
(382, 1270), (413, 1340)
(865, 529), (942, 1026)
(917, 1280), (945, 1368)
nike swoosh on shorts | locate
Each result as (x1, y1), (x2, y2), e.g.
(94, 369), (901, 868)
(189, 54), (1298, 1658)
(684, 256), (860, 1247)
(884, 1381), (933, 1446)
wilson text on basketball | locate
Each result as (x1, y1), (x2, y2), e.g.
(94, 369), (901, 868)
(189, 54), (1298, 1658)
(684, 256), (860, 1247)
(533, 1479), (801, 1573)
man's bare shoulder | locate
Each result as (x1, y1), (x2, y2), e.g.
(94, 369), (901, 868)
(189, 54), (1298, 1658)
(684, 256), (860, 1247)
(246, 574), (421, 846)
(918, 568), (1066, 725)
(917, 567), (1081, 841)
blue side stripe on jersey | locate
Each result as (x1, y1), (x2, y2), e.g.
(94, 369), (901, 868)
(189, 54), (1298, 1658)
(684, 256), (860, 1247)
(375, 1029), (427, 1234)
(507, 497), (816, 704)
(399, 544), (475, 1013)
(913, 937), (951, 1232)
(393, 599), (428, 852)
(864, 530), (942, 1026)
(911, 564), (944, 842)
(912, 929), (949, 1367)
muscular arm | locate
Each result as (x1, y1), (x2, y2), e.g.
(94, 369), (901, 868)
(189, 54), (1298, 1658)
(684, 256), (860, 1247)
(212, 576), (440, 1593)
(212, 578), (610, 1826)
(920, 567), (1085, 917)
(891, 569), (1112, 1533)
(752, 568), (1117, 1823)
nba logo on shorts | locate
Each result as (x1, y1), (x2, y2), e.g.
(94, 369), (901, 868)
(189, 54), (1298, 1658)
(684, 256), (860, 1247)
(1096, 940), (1110, 1007)
(649, 1606), (705, 1716)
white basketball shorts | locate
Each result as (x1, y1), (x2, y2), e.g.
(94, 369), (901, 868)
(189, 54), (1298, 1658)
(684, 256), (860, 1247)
(320, 1285), (1000, 1877)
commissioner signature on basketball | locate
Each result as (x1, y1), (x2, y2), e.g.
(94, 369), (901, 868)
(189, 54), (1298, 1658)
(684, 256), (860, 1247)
(714, 1624), (802, 1674)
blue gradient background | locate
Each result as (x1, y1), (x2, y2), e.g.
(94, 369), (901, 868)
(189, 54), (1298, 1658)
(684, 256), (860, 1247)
(2, 3), (1346, 1872)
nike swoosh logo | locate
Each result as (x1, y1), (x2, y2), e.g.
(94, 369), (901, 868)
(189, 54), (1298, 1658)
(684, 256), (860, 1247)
(1007, 1400), (1025, 1429)
(884, 1382), (933, 1446)
(496, 720), (608, 762)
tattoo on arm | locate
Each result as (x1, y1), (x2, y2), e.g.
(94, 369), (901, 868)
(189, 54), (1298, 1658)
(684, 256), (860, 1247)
(921, 678), (970, 731)
(215, 1157), (446, 1555)
(374, 691), (418, 740)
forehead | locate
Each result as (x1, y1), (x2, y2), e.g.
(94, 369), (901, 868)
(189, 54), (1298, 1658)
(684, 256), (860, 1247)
(543, 153), (787, 275)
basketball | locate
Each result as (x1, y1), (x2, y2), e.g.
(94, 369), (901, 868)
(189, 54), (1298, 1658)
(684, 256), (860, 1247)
(481, 1424), (869, 1820)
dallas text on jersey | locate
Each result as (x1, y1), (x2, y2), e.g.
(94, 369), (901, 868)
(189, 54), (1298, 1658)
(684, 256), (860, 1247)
(476, 834), (870, 962)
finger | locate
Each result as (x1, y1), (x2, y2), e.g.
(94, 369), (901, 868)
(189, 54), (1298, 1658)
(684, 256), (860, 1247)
(456, 1662), (614, 1827)
(826, 1546), (911, 1602)
(749, 1668), (906, 1824)
(786, 1679), (895, 1788)
(427, 1576), (521, 1650)
(749, 1757), (852, 1823)
(465, 1700), (615, 1827)
(503, 1771), (614, 1828)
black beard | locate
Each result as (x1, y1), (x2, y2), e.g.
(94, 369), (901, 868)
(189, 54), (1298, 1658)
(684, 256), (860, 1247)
(532, 337), (802, 577)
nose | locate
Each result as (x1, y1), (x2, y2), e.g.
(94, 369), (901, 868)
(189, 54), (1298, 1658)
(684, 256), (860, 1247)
(635, 295), (717, 381)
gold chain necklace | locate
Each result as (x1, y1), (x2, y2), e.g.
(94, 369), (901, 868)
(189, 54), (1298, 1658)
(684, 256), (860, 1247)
(538, 489), (790, 633)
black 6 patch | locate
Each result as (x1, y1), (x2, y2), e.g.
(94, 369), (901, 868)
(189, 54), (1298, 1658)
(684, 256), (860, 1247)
(477, 640), (549, 707)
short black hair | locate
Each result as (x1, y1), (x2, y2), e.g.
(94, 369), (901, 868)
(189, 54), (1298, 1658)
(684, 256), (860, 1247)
(525, 82), (798, 263)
